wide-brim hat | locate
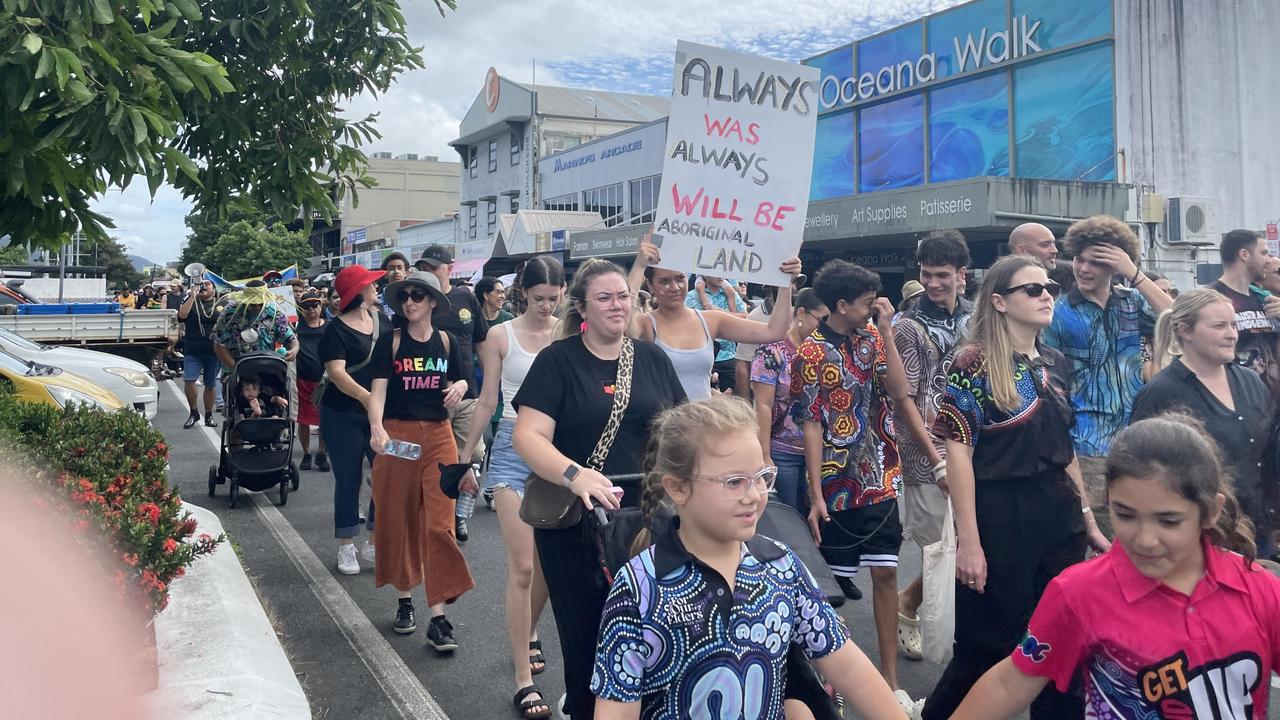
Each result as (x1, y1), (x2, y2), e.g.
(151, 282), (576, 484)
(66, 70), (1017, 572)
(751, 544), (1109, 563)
(901, 280), (926, 301)
(384, 270), (451, 321)
(335, 266), (387, 312)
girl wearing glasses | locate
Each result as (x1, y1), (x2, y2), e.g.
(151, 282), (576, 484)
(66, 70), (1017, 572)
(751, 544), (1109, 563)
(365, 270), (475, 654)
(512, 259), (687, 720)
(591, 395), (905, 720)
(923, 255), (1108, 720)
(626, 234), (803, 400)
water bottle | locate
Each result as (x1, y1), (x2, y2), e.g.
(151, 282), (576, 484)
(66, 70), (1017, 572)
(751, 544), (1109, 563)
(384, 439), (422, 460)
(455, 489), (477, 519)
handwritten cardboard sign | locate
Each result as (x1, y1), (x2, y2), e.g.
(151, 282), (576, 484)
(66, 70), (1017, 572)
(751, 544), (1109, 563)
(651, 41), (819, 287)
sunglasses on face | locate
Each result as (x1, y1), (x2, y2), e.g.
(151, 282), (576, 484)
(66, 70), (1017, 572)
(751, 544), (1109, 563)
(998, 281), (1061, 299)
(397, 288), (430, 304)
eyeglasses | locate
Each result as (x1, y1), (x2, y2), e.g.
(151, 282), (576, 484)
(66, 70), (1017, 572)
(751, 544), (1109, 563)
(589, 292), (631, 306)
(694, 466), (777, 499)
(806, 309), (830, 322)
(998, 281), (1061, 299)
(397, 288), (430, 304)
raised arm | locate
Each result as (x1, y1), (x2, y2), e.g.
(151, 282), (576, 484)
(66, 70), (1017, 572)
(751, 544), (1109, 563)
(626, 236), (659, 341)
(704, 257), (801, 344)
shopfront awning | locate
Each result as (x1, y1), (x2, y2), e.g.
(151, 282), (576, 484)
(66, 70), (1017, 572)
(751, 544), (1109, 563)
(450, 258), (487, 279)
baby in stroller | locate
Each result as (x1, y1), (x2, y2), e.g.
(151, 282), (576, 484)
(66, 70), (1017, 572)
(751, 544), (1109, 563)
(237, 374), (289, 419)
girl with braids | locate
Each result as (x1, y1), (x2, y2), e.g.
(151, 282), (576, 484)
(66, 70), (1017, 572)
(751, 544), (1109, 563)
(592, 395), (905, 720)
(923, 254), (1108, 720)
(458, 257), (565, 719)
(953, 413), (1280, 719)
(511, 258), (686, 720)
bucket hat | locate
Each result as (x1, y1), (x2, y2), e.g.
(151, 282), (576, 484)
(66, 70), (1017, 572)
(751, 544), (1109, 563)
(384, 270), (451, 321)
(334, 266), (386, 312)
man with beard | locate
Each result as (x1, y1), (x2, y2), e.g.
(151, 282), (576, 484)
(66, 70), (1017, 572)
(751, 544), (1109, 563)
(1212, 228), (1280, 395)
(179, 278), (223, 428)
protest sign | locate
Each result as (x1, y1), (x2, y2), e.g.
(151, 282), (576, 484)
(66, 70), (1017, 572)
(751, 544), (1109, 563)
(651, 41), (820, 287)
(270, 287), (297, 324)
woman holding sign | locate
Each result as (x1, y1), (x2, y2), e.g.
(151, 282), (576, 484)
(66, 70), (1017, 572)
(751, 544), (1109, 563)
(627, 234), (800, 400)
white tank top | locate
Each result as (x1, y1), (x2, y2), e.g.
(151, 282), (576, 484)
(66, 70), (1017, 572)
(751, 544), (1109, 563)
(500, 321), (539, 420)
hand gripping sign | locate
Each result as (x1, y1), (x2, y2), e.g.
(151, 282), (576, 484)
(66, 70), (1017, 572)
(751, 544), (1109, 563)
(650, 41), (820, 288)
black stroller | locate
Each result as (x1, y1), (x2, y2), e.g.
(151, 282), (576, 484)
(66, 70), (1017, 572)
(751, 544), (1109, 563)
(207, 352), (299, 507)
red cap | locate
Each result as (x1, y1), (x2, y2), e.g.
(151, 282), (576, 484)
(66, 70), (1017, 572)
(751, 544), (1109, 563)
(334, 266), (386, 312)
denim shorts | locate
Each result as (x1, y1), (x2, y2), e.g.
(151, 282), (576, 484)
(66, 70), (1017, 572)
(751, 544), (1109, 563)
(183, 352), (220, 386)
(484, 418), (531, 497)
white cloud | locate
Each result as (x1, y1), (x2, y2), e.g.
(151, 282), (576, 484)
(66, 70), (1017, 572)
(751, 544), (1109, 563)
(92, 0), (961, 264)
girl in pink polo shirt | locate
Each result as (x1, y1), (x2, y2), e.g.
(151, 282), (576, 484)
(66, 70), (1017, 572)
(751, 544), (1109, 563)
(951, 413), (1280, 720)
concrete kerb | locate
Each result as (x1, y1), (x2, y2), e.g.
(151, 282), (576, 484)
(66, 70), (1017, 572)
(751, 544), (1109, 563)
(144, 502), (310, 720)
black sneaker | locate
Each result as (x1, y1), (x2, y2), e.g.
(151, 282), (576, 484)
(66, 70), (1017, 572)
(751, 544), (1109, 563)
(204, 412), (217, 427)
(183, 411), (200, 429)
(836, 576), (863, 601)
(482, 488), (495, 511)
(315, 453), (330, 472)
(454, 516), (468, 543)
(300, 453), (313, 471)
(426, 615), (458, 654)
(393, 600), (416, 635)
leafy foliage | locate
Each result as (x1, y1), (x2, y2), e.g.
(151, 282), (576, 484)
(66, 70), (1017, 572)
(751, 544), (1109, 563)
(95, 236), (145, 290)
(0, 0), (455, 250)
(199, 219), (312, 279)
(0, 392), (224, 615)
(0, 242), (31, 265)
(178, 196), (265, 268)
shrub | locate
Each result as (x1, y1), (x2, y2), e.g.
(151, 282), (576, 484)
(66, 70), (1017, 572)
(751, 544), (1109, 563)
(0, 392), (223, 615)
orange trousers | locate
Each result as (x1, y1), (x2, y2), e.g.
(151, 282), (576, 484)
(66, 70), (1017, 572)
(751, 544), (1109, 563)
(372, 418), (475, 606)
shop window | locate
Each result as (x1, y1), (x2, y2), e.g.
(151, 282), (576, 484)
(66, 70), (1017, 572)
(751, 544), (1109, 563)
(487, 201), (497, 237)
(510, 131), (521, 165)
(858, 94), (924, 192)
(488, 138), (498, 173)
(542, 193), (578, 212)
(583, 183), (624, 227)
(467, 206), (477, 238)
(468, 148), (476, 179)
(629, 175), (660, 223)
(928, 72), (1010, 183)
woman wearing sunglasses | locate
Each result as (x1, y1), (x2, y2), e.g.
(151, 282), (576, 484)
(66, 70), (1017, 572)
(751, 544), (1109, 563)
(922, 255), (1108, 720)
(364, 270), (476, 653)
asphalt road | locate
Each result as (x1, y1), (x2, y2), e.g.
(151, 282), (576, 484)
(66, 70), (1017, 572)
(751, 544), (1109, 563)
(155, 380), (1280, 719)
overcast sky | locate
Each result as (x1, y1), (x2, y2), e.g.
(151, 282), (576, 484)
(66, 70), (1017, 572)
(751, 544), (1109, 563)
(93, 0), (960, 264)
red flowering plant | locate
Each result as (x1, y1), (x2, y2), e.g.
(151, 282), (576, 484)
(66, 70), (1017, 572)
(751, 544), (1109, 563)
(0, 393), (223, 616)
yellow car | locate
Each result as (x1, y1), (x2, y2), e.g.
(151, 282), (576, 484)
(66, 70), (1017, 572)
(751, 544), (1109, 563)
(0, 347), (124, 412)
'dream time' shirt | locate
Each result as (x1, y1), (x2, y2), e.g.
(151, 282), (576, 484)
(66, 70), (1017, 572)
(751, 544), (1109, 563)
(1012, 537), (1280, 720)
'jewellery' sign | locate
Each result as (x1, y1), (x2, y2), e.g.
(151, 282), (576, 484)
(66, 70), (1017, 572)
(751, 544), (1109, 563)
(817, 15), (1044, 111)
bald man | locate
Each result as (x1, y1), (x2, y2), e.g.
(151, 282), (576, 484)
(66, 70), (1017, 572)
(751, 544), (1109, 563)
(1008, 222), (1059, 268)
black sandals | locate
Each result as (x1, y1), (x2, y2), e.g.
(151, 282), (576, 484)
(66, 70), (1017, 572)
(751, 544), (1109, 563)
(513, 685), (551, 719)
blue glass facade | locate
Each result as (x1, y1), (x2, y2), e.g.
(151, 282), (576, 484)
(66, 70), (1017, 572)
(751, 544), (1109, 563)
(803, 0), (1115, 201)
(929, 73), (1010, 182)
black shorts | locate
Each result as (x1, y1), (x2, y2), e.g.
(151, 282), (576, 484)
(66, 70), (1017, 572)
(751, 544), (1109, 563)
(712, 358), (737, 392)
(818, 498), (902, 578)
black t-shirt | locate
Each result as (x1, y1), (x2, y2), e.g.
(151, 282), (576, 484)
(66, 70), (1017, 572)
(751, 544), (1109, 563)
(513, 336), (687, 503)
(371, 328), (463, 422)
(295, 320), (327, 381)
(318, 312), (393, 414)
(435, 286), (488, 398)
(1210, 281), (1280, 395)
(182, 300), (219, 356)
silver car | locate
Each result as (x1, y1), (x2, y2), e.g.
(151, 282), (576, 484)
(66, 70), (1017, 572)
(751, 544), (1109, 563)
(0, 326), (159, 419)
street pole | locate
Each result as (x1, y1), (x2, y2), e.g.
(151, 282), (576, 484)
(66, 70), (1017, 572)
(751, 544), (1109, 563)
(57, 242), (67, 302)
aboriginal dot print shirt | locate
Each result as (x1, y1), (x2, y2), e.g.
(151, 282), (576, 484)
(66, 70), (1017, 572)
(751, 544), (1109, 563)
(590, 521), (848, 720)
(933, 344), (1075, 482)
(790, 321), (900, 511)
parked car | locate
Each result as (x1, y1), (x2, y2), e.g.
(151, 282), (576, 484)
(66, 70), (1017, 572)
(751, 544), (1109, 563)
(0, 326), (159, 419)
(0, 347), (123, 412)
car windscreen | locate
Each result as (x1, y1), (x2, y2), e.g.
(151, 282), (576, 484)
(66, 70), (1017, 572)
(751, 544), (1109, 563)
(0, 327), (42, 351)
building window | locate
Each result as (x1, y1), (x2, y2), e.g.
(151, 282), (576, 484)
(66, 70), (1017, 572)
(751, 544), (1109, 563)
(510, 131), (521, 166)
(583, 182), (624, 227)
(468, 206), (477, 238)
(629, 175), (660, 224)
(510, 198), (519, 213)
(542, 193), (578, 212)
(487, 201), (497, 237)
(468, 147), (477, 178)
(488, 138), (498, 173)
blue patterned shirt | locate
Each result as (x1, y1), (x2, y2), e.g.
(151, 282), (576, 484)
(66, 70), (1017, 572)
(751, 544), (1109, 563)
(591, 522), (847, 719)
(686, 285), (741, 362)
(1044, 286), (1154, 457)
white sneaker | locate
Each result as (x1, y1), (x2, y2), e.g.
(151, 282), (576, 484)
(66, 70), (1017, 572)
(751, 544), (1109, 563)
(337, 544), (360, 575)
(894, 689), (925, 720)
(362, 540), (376, 565)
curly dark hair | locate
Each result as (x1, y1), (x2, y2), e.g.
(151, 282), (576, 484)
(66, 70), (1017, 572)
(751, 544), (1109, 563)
(1063, 215), (1140, 263)
(812, 259), (881, 311)
(915, 229), (971, 269)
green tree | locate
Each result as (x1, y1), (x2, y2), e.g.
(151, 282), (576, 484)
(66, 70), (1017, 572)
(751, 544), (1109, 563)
(179, 196), (266, 268)
(200, 220), (312, 279)
(0, 243), (31, 265)
(1, 0), (455, 250)
(94, 237), (144, 291)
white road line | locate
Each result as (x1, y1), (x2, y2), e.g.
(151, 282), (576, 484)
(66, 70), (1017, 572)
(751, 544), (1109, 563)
(165, 380), (448, 720)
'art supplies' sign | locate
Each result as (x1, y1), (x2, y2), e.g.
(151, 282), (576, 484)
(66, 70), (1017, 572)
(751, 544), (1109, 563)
(651, 41), (819, 287)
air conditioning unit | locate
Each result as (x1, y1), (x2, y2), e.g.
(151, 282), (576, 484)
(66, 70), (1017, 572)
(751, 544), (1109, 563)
(1166, 197), (1215, 245)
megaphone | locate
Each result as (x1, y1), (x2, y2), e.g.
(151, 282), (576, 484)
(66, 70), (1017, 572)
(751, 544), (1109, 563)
(183, 262), (207, 279)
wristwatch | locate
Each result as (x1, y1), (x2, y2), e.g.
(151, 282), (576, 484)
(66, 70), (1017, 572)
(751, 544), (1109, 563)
(561, 463), (581, 487)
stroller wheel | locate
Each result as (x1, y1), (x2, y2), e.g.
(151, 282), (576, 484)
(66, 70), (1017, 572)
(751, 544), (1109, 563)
(207, 466), (218, 497)
(289, 462), (300, 491)
(278, 478), (289, 506)
(228, 481), (240, 509)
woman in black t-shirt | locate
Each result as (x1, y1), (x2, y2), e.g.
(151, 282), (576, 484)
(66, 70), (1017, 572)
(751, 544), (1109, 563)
(365, 271), (476, 651)
(512, 259), (686, 720)
(923, 255), (1108, 720)
(319, 266), (391, 576)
